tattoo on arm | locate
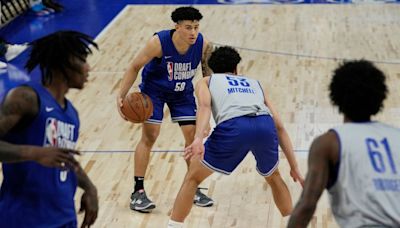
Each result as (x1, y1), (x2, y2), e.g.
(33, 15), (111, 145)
(0, 87), (38, 161)
(201, 42), (214, 77)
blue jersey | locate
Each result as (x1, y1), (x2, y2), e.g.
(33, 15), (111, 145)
(0, 82), (79, 227)
(140, 29), (203, 94)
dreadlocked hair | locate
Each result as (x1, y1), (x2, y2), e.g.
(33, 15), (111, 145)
(25, 30), (98, 86)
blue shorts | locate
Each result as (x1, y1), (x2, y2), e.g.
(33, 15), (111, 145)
(202, 115), (279, 176)
(141, 87), (196, 124)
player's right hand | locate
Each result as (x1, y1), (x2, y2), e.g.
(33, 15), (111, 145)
(184, 138), (204, 160)
(290, 167), (305, 187)
(116, 95), (128, 121)
(31, 147), (80, 171)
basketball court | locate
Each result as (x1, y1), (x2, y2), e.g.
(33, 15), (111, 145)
(1, 0), (400, 227)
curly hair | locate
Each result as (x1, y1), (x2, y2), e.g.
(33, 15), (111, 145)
(171, 6), (203, 23)
(25, 30), (98, 86)
(208, 46), (241, 74)
(329, 60), (388, 122)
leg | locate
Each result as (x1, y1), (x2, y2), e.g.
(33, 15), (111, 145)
(135, 123), (161, 177)
(130, 123), (160, 212)
(180, 123), (214, 207)
(170, 159), (213, 222)
(265, 169), (292, 216)
(251, 116), (292, 215)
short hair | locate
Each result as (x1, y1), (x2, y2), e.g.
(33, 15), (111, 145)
(329, 60), (388, 122)
(208, 46), (241, 73)
(171, 6), (203, 23)
(25, 30), (98, 86)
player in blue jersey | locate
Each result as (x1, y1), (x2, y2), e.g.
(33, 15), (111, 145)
(117, 6), (214, 212)
(0, 31), (98, 228)
(288, 61), (400, 227)
(167, 46), (304, 227)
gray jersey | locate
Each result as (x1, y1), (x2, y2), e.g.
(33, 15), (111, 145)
(208, 74), (271, 125)
(329, 122), (400, 228)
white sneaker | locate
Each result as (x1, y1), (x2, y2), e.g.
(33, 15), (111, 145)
(5, 44), (29, 61)
(0, 61), (6, 69)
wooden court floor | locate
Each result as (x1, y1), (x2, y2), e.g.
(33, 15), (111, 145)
(64, 4), (400, 228)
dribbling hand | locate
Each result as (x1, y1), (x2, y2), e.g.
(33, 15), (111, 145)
(116, 95), (128, 121)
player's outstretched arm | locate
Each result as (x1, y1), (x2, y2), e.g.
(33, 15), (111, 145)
(263, 89), (304, 186)
(117, 35), (162, 119)
(184, 77), (212, 160)
(288, 131), (338, 227)
(77, 164), (98, 228)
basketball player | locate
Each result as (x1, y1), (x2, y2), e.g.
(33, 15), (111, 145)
(288, 60), (400, 227)
(167, 46), (304, 227)
(117, 6), (214, 212)
(0, 31), (98, 227)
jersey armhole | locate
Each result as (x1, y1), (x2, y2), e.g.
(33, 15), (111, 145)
(326, 129), (341, 190)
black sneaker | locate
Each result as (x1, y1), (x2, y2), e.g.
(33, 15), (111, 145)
(193, 188), (214, 207)
(130, 190), (156, 212)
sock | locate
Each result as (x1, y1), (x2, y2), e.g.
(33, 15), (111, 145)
(134, 176), (144, 193)
(167, 219), (183, 228)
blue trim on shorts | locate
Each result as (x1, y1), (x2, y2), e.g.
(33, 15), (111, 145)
(256, 159), (279, 176)
(201, 159), (231, 175)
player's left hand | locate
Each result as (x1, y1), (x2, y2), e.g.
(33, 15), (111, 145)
(290, 167), (305, 187)
(184, 137), (204, 160)
(79, 188), (99, 228)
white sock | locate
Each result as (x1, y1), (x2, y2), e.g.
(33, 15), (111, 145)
(167, 219), (184, 228)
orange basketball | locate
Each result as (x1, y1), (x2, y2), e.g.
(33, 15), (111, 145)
(121, 92), (153, 123)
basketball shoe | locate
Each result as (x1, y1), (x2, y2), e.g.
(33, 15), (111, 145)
(194, 188), (214, 207)
(130, 190), (156, 212)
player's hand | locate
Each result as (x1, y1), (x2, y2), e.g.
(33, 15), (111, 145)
(290, 167), (305, 187)
(184, 138), (204, 160)
(79, 188), (99, 228)
(116, 95), (128, 121)
(31, 147), (80, 171)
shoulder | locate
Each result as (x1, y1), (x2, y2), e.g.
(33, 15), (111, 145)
(143, 35), (162, 58)
(310, 130), (339, 164)
(3, 86), (39, 116)
(196, 76), (211, 88)
(6, 86), (38, 105)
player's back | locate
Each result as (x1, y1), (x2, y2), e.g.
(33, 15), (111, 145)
(208, 74), (271, 125)
(330, 122), (400, 227)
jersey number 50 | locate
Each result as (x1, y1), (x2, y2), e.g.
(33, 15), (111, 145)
(174, 82), (186, 91)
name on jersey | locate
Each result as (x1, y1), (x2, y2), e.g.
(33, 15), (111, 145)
(373, 178), (400, 192)
(44, 117), (77, 149)
(227, 87), (256, 94)
(167, 62), (196, 81)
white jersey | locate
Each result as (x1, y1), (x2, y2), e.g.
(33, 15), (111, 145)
(208, 74), (271, 125)
(329, 122), (400, 227)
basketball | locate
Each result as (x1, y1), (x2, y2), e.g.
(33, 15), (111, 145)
(121, 92), (153, 123)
